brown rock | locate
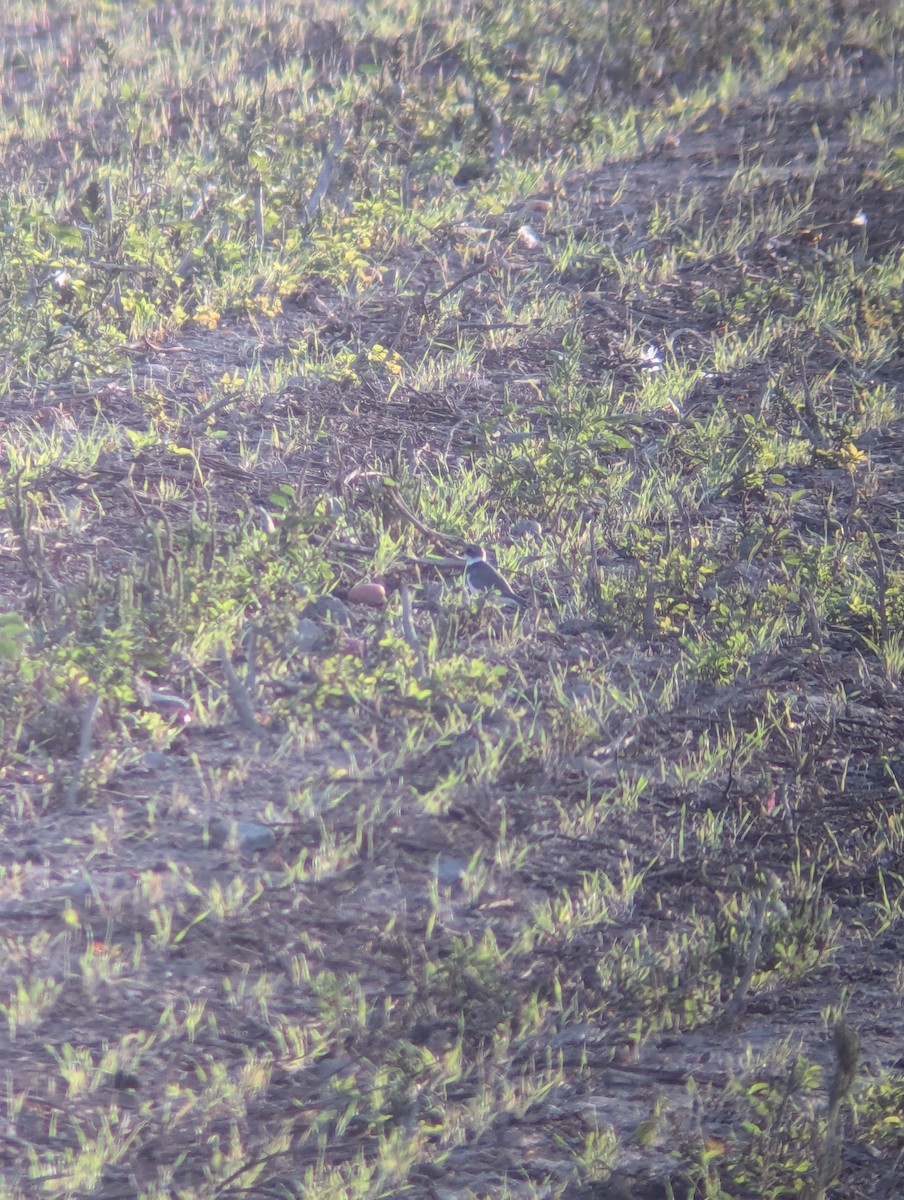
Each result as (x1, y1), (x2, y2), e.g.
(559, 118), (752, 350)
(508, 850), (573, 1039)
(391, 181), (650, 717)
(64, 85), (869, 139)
(347, 582), (386, 607)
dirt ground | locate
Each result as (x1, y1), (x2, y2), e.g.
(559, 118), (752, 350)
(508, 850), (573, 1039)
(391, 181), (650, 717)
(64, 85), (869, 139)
(2, 43), (904, 1200)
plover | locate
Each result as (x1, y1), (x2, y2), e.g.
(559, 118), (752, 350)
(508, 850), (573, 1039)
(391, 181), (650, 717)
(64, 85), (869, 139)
(462, 544), (528, 608)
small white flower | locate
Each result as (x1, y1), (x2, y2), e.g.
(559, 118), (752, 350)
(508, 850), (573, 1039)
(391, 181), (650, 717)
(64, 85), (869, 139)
(851, 209), (868, 227)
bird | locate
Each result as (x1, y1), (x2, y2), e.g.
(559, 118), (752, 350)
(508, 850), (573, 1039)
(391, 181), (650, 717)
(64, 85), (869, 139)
(462, 544), (528, 608)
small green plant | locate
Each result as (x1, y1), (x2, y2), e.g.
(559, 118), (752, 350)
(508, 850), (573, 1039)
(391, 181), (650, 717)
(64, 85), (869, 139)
(1, 2), (902, 1197)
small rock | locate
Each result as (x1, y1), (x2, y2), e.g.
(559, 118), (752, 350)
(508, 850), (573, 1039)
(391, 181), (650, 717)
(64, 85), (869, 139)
(557, 617), (615, 636)
(435, 855), (469, 888)
(61, 881), (93, 904)
(550, 1023), (593, 1047)
(347, 582), (386, 607)
(570, 756), (619, 784)
(303, 594), (352, 626)
(512, 518), (542, 539)
(207, 819), (275, 853)
(314, 1056), (353, 1082)
(339, 633), (365, 658)
(139, 751), (169, 771)
(294, 617), (325, 652)
(499, 431), (540, 447)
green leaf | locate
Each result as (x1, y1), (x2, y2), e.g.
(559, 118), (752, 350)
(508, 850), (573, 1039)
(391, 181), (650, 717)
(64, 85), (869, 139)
(268, 485), (294, 509)
(0, 612), (28, 661)
(49, 223), (84, 248)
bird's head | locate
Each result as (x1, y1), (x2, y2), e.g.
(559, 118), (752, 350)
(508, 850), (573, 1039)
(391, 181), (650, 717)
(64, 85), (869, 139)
(462, 544), (486, 563)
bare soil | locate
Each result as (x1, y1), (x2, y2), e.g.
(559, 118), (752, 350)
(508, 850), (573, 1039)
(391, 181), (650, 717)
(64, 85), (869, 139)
(2, 48), (904, 1199)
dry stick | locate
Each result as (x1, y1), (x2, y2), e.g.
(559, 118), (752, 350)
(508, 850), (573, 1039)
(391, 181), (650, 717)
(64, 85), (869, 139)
(244, 623), (259, 700)
(304, 126), (349, 221)
(863, 522), (889, 646)
(11, 470), (53, 585)
(634, 113), (647, 155)
(425, 261), (491, 312)
(667, 327), (712, 350)
(389, 297), (414, 352)
(487, 104), (506, 165)
(800, 586), (824, 650)
(807, 1024), (859, 1200)
(385, 484), (455, 545)
(642, 568), (656, 643)
(219, 642), (263, 733)
(211, 1148), (291, 1199)
(400, 584), (426, 679)
(190, 389), (241, 430)
(458, 319), (531, 331)
(252, 179), (265, 249)
(103, 176), (115, 228)
(64, 692), (101, 811)
(174, 220), (219, 282)
(721, 872), (781, 1025)
(586, 525), (601, 608)
(799, 358), (827, 449)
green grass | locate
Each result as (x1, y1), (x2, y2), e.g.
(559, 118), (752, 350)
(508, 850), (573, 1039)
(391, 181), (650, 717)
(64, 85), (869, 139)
(1, 0), (904, 1197)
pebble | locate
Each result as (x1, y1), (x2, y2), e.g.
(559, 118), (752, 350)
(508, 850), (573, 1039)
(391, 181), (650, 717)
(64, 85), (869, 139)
(303, 595), (352, 626)
(206, 819), (275, 853)
(347, 582), (386, 607)
(340, 633), (365, 658)
(294, 617), (325, 652)
(138, 751), (169, 771)
(435, 855), (469, 887)
(512, 518), (542, 539)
